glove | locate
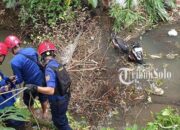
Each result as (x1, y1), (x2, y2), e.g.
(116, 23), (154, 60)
(0, 85), (10, 93)
(8, 76), (16, 83)
(24, 84), (38, 94)
(4, 76), (15, 83)
(4, 76), (16, 89)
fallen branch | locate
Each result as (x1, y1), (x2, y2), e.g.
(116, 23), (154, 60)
(61, 31), (83, 66)
(68, 67), (99, 72)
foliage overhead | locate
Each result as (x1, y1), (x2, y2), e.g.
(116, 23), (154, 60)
(88, 0), (98, 8)
(109, 0), (176, 32)
(18, 0), (81, 28)
(109, 3), (145, 32)
(143, 0), (169, 23)
(3, 0), (16, 9)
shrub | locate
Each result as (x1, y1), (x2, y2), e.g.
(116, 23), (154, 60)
(109, 3), (145, 32)
(18, 0), (80, 28)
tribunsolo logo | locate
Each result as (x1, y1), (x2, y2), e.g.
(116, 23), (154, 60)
(118, 67), (172, 85)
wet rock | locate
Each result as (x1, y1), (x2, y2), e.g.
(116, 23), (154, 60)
(90, 36), (95, 40)
(163, 63), (169, 68)
(166, 53), (178, 59)
(151, 87), (164, 96)
(150, 83), (164, 96)
(148, 80), (164, 96)
(149, 53), (162, 59)
(147, 96), (152, 103)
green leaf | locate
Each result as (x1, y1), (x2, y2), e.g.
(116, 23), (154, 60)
(88, 0), (98, 8)
(0, 107), (30, 122)
(3, 0), (16, 9)
(125, 124), (138, 130)
(4, 115), (28, 121)
(162, 109), (171, 116)
(65, 0), (71, 6)
(0, 126), (15, 130)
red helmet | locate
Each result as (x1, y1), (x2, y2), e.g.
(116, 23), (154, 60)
(0, 42), (8, 56)
(4, 35), (21, 49)
(38, 40), (57, 55)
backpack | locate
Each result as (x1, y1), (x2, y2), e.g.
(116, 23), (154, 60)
(49, 64), (71, 96)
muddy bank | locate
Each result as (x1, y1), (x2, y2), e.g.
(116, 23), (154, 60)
(68, 12), (148, 128)
(0, 6), (19, 30)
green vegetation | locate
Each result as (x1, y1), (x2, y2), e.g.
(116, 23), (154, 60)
(109, 3), (144, 32)
(2, 0), (81, 28)
(18, 0), (80, 27)
(67, 113), (90, 130)
(3, 0), (17, 9)
(1, 0), (179, 130)
(0, 106), (31, 129)
(143, 0), (169, 23)
(88, 0), (98, 8)
(2, 0), (176, 32)
(109, 0), (176, 32)
(3, 97), (90, 129)
(126, 107), (180, 130)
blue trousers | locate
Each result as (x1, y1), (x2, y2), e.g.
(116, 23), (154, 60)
(49, 95), (71, 130)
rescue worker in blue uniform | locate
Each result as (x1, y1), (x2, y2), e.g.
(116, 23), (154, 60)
(0, 42), (25, 129)
(0, 71), (15, 109)
(25, 40), (72, 130)
(0, 42), (15, 109)
(4, 35), (48, 118)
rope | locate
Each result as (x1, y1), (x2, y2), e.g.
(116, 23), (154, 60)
(0, 87), (27, 106)
(0, 87), (25, 95)
(0, 86), (41, 130)
(29, 93), (40, 130)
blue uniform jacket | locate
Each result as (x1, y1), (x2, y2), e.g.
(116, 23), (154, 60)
(45, 59), (71, 130)
(45, 59), (64, 101)
(0, 71), (16, 109)
(11, 48), (44, 85)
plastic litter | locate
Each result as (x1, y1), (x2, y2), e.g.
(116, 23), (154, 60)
(168, 29), (178, 36)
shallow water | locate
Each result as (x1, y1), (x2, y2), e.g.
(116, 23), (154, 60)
(125, 22), (180, 127)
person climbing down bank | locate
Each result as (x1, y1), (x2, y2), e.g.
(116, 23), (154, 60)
(0, 42), (25, 129)
(25, 40), (72, 130)
(4, 35), (48, 118)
